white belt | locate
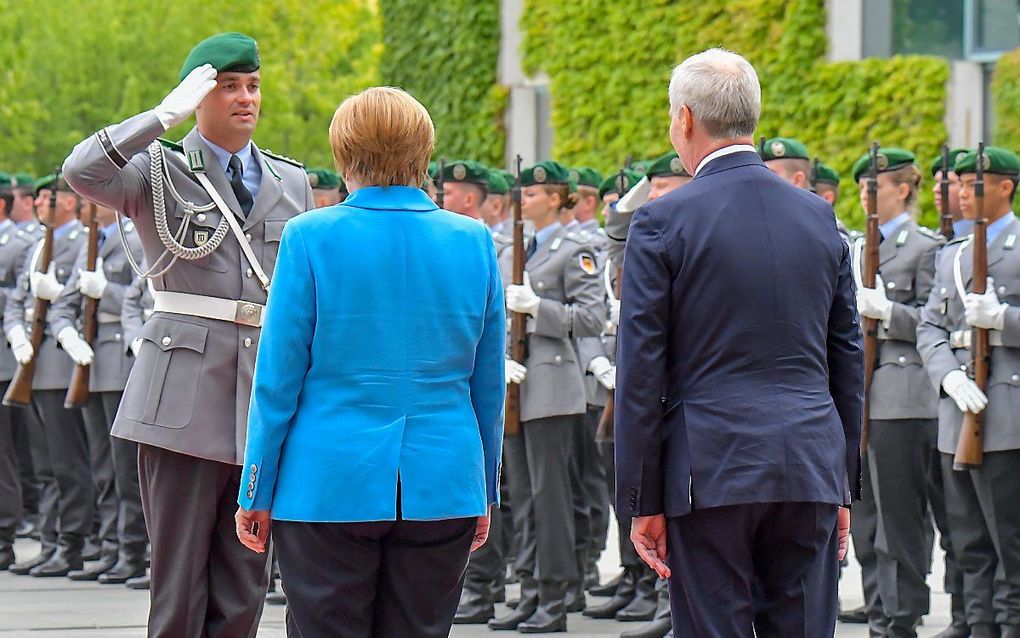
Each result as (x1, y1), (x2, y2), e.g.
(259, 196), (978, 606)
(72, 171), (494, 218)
(151, 291), (264, 328)
(950, 329), (1004, 350)
(97, 312), (120, 324)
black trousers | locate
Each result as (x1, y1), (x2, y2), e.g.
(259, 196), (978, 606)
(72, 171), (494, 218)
(80, 393), (119, 556)
(942, 450), (1020, 628)
(850, 446), (883, 636)
(580, 405), (610, 559)
(667, 502), (840, 638)
(138, 443), (270, 638)
(0, 386), (22, 545)
(868, 419), (936, 632)
(274, 516), (475, 638)
(32, 389), (94, 551)
(927, 440), (964, 610)
(504, 415), (578, 583)
(601, 440), (640, 568)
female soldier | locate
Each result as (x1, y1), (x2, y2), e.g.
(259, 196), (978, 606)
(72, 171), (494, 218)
(493, 160), (605, 633)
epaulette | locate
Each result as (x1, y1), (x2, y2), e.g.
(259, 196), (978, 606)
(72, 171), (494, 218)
(946, 234), (970, 246)
(261, 149), (303, 168)
(915, 226), (942, 241)
(157, 138), (184, 153)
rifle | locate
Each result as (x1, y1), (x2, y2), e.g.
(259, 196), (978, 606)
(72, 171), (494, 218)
(758, 135), (766, 157)
(4, 176), (58, 407)
(954, 142), (988, 470)
(505, 155), (526, 437)
(596, 167), (630, 443)
(64, 202), (100, 408)
(860, 142), (881, 452)
(436, 157), (446, 209)
(939, 144), (955, 240)
(809, 157), (819, 194)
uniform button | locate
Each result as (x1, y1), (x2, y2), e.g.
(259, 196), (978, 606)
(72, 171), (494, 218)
(246, 490), (253, 499)
(114, 333), (121, 340)
(58, 269), (65, 277)
(246, 268), (253, 278)
(161, 336), (171, 347)
(999, 286), (1007, 295)
(554, 355), (562, 364)
(1012, 374), (1020, 383)
(898, 355), (906, 364)
(245, 233), (252, 241)
(940, 287), (947, 295)
(196, 213), (207, 223)
(251, 464), (257, 473)
(961, 365), (968, 371)
(536, 281), (546, 291)
(886, 281), (896, 290)
(244, 337), (253, 348)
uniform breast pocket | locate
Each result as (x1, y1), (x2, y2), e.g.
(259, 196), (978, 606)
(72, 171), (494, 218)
(991, 276), (1020, 306)
(175, 209), (228, 273)
(884, 274), (915, 303)
(262, 219), (288, 275)
(120, 317), (208, 428)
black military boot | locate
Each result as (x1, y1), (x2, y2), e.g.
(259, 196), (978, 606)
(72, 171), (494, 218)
(616, 567), (658, 621)
(621, 583), (672, 638)
(99, 543), (148, 585)
(583, 566), (636, 618)
(16, 516), (39, 540)
(969, 624), (1000, 638)
(81, 537), (101, 562)
(8, 550), (52, 576)
(453, 585), (495, 624)
(68, 547), (118, 581)
(518, 580), (568, 633)
(564, 578), (586, 613)
(839, 605), (870, 623)
(588, 569), (623, 596)
(489, 576), (538, 630)
(583, 558), (600, 590)
(126, 571), (150, 590)
(30, 545), (83, 577)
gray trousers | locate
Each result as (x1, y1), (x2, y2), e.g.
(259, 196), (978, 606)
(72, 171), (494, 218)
(80, 393), (119, 556)
(927, 438), (965, 615)
(0, 386), (22, 544)
(850, 446), (883, 637)
(138, 443), (270, 638)
(942, 450), (1020, 628)
(579, 406), (610, 559)
(868, 419), (936, 634)
(504, 415), (578, 583)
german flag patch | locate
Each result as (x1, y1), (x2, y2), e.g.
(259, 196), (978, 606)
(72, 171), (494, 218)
(578, 252), (597, 275)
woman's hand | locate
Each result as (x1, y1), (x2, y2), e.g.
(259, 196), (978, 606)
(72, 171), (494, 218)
(471, 512), (491, 552)
(235, 507), (271, 553)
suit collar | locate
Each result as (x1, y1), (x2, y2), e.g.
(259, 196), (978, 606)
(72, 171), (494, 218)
(693, 150), (765, 180)
(342, 186), (440, 212)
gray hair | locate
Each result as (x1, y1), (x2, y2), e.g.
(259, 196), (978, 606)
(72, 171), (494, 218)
(668, 48), (761, 139)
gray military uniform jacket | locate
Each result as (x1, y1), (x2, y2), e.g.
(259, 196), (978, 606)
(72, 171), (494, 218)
(3, 221), (88, 390)
(0, 221), (42, 382)
(917, 216), (1020, 453)
(48, 221), (145, 393)
(63, 111), (313, 465)
(120, 274), (153, 350)
(862, 220), (943, 420)
(498, 225), (605, 422)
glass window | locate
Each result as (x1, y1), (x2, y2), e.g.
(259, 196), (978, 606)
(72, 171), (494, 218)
(971, 0), (1020, 54)
(892, 0), (965, 58)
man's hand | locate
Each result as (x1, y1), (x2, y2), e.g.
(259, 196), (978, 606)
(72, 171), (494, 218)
(631, 514), (671, 579)
(837, 507), (851, 561)
(155, 64), (218, 130)
(6, 326), (33, 365)
(235, 507), (271, 554)
(856, 275), (893, 322)
(78, 259), (108, 299)
(471, 511), (491, 552)
(942, 369), (988, 414)
(965, 278), (1008, 330)
(30, 264), (62, 301)
(588, 356), (616, 390)
(505, 358), (527, 385)
(506, 272), (541, 318)
(57, 326), (94, 366)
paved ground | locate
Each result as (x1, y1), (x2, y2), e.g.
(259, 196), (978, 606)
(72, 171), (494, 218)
(0, 521), (956, 637)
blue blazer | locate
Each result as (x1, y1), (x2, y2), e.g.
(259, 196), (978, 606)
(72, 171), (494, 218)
(615, 151), (864, 519)
(238, 186), (506, 522)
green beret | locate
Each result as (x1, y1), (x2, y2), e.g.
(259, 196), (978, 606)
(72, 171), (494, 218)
(0, 172), (12, 189)
(813, 162), (840, 186)
(597, 169), (641, 200)
(305, 168), (340, 190)
(441, 160), (490, 187)
(486, 170), (510, 195)
(851, 147), (915, 183)
(630, 160), (651, 176)
(521, 160), (571, 187)
(338, 177), (348, 194)
(646, 151), (690, 178)
(427, 161), (439, 181)
(179, 32), (260, 82)
(954, 146), (1020, 176)
(498, 169), (515, 187)
(569, 167), (604, 189)
(33, 173), (72, 195)
(761, 137), (810, 161)
(929, 148), (969, 177)
(12, 173), (35, 189)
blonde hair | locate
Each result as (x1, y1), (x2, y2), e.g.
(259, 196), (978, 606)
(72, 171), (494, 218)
(329, 87), (435, 187)
(543, 184), (579, 210)
(886, 163), (922, 213)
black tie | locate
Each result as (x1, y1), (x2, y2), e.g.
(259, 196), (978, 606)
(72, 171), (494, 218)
(228, 155), (254, 216)
(526, 238), (538, 261)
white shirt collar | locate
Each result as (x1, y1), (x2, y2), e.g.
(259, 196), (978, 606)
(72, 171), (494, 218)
(694, 144), (758, 176)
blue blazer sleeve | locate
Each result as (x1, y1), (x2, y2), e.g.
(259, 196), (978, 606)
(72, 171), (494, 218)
(615, 206), (671, 516)
(471, 235), (507, 506)
(238, 222), (316, 511)
(827, 241), (865, 503)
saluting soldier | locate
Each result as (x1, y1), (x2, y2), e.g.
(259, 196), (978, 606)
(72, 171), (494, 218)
(306, 167), (346, 208)
(4, 174), (94, 578)
(491, 160), (605, 633)
(48, 201), (148, 584)
(62, 32), (313, 636)
(917, 147), (1020, 638)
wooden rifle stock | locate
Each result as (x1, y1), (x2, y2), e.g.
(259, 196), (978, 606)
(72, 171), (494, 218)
(65, 203), (100, 408)
(505, 155), (526, 437)
(939, 145), (955, 240)
(4, 188), (58, 407)
(860, 142), (881, 452)
(955, 142), (988, 470)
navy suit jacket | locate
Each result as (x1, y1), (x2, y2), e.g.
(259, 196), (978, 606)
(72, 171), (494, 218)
(615, 150), (863, 518)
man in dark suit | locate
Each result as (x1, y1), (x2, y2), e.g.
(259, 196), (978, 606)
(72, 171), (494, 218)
(615, 48), (864, 637)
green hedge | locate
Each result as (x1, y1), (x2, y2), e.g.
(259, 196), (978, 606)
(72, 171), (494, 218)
(0, 0), (379, 174)
(992, 47), (1020, 152)
(522, 0), (948, 229)
(378, 1), (506, 166)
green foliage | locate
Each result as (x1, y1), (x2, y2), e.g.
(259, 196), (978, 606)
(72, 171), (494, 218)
(378, 0), (505, 166)
(992, 47), (1020, 153)
(521, 0), (949, 229)
(0, 0), (379, 174)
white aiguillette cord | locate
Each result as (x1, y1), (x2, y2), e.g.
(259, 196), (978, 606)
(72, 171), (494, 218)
(193, 171), (271, 290)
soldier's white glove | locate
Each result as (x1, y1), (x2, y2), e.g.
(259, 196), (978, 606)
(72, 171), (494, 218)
(588, 356), (616, 390)
(30, 264), (62, 301)
(155, 64), (218, 130)
(506, 273), (541, 318)
(78, 259), (107, 299)
(965, 278), (1008, 330)
(505, 358), (527, 385)
(942, 369), (988, 414)
(856, 275), (893, 323)
(605, 299), (620, 335)
(6, 326), (33, 365)
(57, 326), (94, 366)
(130, 338), (143, 357)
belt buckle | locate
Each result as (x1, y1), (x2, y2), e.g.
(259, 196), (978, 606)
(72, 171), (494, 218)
(234, 301), (263, 328)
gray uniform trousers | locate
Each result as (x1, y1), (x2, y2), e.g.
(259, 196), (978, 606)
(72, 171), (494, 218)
(850, 450), (883, 636)
(926, 439), (966, 622)
(0, 396), (21, 546)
